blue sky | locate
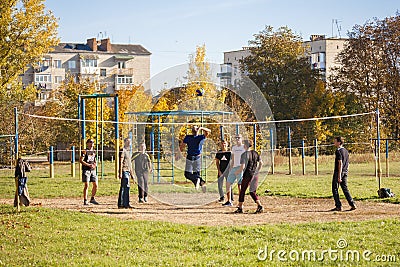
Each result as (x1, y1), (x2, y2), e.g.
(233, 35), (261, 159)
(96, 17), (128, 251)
(45, 0), (398, 76)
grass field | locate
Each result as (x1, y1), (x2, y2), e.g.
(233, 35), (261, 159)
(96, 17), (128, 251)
(0, 154), (399, 266)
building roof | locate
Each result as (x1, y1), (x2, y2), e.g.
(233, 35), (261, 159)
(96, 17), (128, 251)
(52, 42), (151, 56)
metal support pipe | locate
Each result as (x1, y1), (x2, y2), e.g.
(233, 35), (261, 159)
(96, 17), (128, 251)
(114, 95), (119, 180)
(71, 146), (75, 178)
(49, 146), (54, 178)
(301, 139), (305, 175)
(314, 139), (319, 175)
(288, 127), (292, 175)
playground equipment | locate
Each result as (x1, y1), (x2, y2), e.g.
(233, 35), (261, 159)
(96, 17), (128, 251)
(78, 93), (119, 179)
(126, 110), (233, 184)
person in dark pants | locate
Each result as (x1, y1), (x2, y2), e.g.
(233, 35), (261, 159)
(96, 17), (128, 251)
(331, 136), (357, 211)
(132, 142), (152, 203)
(234, 140), (264, 214)
(215, 140), (233, 202)
(118, 138), (135, 209)
(179, 126), (211, 192)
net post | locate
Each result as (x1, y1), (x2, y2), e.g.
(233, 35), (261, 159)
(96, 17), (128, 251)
(385, 139), (389, 178)
(253, 124), (257, 151)
(49, 146), (54, 178)
(71, 146), (75, 178)
(270, 128), (274, 174)
(376, 108), (382, 190)
(314, 139), (319, 175)
(14, 107), (20, 212)
(301, 139), (305, 175)
(114, 95), (119, 180)
(150, 130), (155, 183)
(288, 127), (292, 175)
(14, 107), (18, 160)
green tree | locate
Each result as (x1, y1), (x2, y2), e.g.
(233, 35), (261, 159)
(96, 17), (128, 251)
(241, 26), (320, 145)
(0, 0), (58, 89)
(241, 26), (320, 121)
(330, 14), (400, 140)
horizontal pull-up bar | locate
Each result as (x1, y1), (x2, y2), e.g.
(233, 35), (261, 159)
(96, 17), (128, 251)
(79, 93), (117, 99)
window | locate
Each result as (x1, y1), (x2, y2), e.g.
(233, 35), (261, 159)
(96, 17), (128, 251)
(68, 61), (76, 69)
(116, 75), (133, 84)
(39, 58), (51, 68)
(35, 75), (51, 83)
(54, 76), (63, 84)
(100, 69), (107, 77)
(81, 59), (98, 67)
(118, 61), (126, 69)
(54, 60), (62, 68)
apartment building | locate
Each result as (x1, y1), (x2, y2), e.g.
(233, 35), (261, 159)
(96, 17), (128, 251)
(219, 35), (347, 86)
(21, 38), (151, 104)
(218, 48), (251, 88)
(304, 34), (347, 79)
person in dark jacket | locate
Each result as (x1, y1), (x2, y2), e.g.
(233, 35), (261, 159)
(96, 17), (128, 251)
(132, 142), (153, 203)
(331, 136), (357, 211)
(14, 158), (31, 207)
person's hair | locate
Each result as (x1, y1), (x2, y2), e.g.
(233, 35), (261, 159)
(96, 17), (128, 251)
(86, 139), (94, 143)
(335, 136), (344, 145)
(243, 139), (252, 148)
(124, 137), (131, 142)
(139, 142), (146, 149)
(192, 126), (199, 133)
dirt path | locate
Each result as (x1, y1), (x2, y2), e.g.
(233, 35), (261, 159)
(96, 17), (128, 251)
(2, 196), (399, 226)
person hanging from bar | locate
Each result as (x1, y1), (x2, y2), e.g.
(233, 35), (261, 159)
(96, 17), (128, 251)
(179, 126), (211, 192)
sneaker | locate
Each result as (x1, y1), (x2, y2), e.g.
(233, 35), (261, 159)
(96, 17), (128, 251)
(234, 207), (243, 214)
(255, 205), (264, 214)
(222, 201), (233, 207)
(200, 181), (206, 193)
(330, 207), (342, 211)
(84, 200), (89, 205)
(143, 197), (148, 203)
(139, 198), (144, 203)
(195, 178), (200, 190)
(218, 197), (225, 202)
(350, 205), (357, 211)
(90, 198), (99, 205)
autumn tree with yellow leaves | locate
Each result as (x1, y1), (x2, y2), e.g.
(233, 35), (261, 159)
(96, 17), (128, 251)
(0, 0), (58, 89)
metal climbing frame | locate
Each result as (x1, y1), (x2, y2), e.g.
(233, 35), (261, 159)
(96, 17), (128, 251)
(125, 110), (233, 184)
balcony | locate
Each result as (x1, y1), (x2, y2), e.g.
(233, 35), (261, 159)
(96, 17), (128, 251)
(81, 67), (100, 75)
(311, 62), (326, 70)
(114, 68), (134, 76)
(217, 72), (232, 79)
(35, 82), (53, 90)
(218, 63), (232, 80)
(34, 65), (50, 73)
